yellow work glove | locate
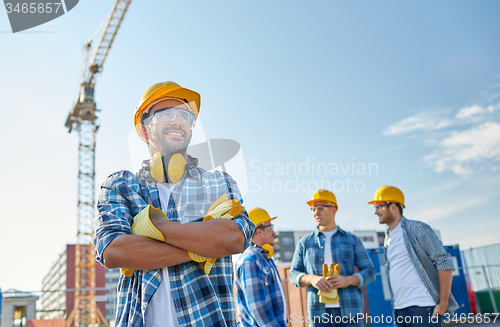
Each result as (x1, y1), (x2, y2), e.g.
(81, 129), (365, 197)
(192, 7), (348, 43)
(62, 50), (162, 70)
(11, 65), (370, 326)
(318, 263), (341, 304)
(120, 196), (244, 277)
(120, 205), (168, 277)
(188, 195), (244, 274)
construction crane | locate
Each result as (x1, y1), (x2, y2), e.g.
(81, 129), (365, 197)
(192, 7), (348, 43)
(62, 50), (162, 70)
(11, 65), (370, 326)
(64, 1), (131, 326)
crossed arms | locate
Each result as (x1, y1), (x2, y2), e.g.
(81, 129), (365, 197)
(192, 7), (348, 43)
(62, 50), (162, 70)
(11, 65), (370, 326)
(103, 219), (245, 270)
(93, 171), (253, 271)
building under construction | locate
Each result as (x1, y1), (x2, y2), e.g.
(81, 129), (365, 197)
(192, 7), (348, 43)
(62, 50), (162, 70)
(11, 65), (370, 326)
(38, 245), (106, 322)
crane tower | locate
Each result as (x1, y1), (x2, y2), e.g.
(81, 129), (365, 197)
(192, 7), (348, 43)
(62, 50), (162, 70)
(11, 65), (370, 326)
(64, 1), (131, 326)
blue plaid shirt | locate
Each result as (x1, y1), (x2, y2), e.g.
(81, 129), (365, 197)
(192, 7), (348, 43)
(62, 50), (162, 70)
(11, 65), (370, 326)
(385, 217), (458, 313)
(290, 227), (376, 322)
(234, 245), (287, 327)
(93, 157), (255, 327)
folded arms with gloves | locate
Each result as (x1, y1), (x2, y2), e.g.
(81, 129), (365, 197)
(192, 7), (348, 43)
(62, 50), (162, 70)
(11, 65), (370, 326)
(102, 196), (247, 274)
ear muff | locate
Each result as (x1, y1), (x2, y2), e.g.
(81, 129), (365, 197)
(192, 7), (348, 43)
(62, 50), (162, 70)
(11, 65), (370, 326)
(262, 243), (274, 258)
(150, 152), (187, 183)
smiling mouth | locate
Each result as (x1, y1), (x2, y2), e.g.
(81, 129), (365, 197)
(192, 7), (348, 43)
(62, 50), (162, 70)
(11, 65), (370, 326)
(165, 131), (184, 138)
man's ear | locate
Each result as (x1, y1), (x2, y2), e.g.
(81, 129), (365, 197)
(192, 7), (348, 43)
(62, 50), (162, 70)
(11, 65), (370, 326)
(139, 125), (150, 141)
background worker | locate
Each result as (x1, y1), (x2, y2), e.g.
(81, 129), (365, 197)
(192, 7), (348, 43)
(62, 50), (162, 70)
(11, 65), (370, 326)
(93, 81), (255, 327)
(290, 189), (376, 327)
(368, 186), (458, 327)
(234, 208), (287, 327)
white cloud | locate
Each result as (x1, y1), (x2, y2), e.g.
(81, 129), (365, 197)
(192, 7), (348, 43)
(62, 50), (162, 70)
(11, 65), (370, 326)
(384, 90), (500, 175)
(423, 122), (500, 175)
(383, 111), (452, 136)
(486, 102), (500, 113)
(455, 105), (486, 119)
(414, 197), (486, 223)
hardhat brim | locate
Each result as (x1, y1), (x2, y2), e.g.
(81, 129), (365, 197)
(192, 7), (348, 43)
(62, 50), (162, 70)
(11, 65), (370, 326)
(367, 200), (405, 208)
(307, 199), (337, 207)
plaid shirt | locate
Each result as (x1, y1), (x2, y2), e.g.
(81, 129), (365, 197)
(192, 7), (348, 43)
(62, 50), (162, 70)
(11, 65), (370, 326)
(93, 157), (255, 327)
(384, 217), (458, 313)
(289, 227), (376, 321)
(234, 245), (287, 327)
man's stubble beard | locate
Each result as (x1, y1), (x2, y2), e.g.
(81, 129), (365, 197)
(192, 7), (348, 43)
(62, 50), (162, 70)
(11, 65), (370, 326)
(149, 126), (192, 156)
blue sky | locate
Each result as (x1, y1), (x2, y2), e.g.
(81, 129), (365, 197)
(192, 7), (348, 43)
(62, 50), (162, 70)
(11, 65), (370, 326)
(1, 1), (499, 292)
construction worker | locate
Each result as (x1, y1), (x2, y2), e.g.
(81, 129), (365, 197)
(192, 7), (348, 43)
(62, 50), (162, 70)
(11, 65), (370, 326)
(93, 81), (255, 327)
(290, 189), (376, 327)
(234, 208), (287, 327)
(368, 186), (458, 327)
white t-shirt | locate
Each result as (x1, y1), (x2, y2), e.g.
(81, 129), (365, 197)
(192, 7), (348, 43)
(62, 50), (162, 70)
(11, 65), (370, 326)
(386, 222), (436, 309)
(322, 228), (340, 308)
(146, 183), (180, 327)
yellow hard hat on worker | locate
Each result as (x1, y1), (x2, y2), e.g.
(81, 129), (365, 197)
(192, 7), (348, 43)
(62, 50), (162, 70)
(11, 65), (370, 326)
(368, 185), (405, 208)
(307, 189), (338, 208)
(134, 81), (201, 142)
(248, 207), (277, 226)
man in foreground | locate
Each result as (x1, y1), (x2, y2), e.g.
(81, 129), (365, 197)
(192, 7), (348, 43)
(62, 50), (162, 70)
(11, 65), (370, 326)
(93, 81), (255, 327)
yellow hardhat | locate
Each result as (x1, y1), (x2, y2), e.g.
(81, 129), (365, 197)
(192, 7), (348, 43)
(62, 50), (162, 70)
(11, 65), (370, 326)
(368, 185), (405, 208)
(248, 207), (277, 226)
(307, 189), (338, 208)
(134, 81), (201, 142)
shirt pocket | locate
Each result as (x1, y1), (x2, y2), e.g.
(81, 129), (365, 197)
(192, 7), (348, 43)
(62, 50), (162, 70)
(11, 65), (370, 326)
(181, 202), (209, 222)
(262, 266), (274, 286)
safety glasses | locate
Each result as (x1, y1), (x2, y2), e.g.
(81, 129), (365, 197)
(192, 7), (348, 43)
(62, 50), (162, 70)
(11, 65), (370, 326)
(374, 203), (393, 212)
(143, 107), (196, 128)
(310, 205), (333, 212)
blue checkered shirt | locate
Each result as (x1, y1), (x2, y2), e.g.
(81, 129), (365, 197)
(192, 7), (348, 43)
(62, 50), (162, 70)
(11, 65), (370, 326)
(289, 227), (376, 322)
(384, 217), (458, 313)
(234, 245), (287, 327)
(93, 157), (255, 327)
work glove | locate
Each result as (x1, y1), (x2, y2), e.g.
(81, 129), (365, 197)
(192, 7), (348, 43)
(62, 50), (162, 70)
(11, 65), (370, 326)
(120, 205), (168, 277)
(120, 196), (244, 276)
(188, 195), (244, 274)
(318, 263), (340, 304)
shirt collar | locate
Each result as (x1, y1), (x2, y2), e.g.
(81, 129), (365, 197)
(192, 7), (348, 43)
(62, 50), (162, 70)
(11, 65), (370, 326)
(185, 155), (202, 181)
(249, 243), (268, 257)
(315, 226), (342, 237)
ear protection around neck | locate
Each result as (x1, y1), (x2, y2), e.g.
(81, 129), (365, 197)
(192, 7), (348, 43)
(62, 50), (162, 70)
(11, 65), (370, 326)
(150, 152), (187, 183)
(262, 243), (274, 258)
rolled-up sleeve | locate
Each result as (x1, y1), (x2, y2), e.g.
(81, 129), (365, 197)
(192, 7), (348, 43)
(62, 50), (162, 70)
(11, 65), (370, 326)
(221, 171), (255, 251)
(353, 236), (376, 288)
(290, 238), (306, 287)
(419, 223), (454, 271)
(93, 172), (138, 266)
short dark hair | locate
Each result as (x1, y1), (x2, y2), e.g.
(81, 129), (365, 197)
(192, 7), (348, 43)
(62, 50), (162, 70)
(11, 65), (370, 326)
(390, 202), (403, 216)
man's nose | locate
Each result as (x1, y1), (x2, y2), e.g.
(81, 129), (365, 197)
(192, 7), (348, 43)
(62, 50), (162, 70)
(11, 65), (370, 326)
(170, 114), (183, 125)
